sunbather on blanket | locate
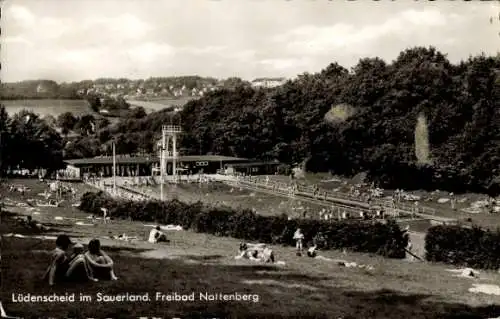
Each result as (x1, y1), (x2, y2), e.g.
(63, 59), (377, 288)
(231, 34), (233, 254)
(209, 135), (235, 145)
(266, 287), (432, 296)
(236, 243), (275, 263)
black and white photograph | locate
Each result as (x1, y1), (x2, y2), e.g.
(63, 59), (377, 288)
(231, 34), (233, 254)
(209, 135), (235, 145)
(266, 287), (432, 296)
(1, 0), (500, 318)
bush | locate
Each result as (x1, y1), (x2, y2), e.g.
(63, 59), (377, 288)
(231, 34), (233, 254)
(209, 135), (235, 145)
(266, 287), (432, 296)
(79, 192), (408, 258)
(425, 225), (500, 270)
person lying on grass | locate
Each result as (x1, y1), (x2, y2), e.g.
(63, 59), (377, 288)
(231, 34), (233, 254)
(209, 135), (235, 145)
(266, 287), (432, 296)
(235, 243), (275, 263)
(44, 235), (73, 286)
(148, 226), (168, 244)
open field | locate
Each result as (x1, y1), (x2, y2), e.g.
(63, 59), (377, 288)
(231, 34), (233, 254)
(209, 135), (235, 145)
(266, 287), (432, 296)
(1, 99), (94, 117)
(2, 178), (500, 318)
(135, 182), (327, 218)
(126, 97), (196, 113)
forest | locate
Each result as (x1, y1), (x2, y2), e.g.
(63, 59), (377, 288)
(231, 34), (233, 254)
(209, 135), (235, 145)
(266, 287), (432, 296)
(1, 47), (499, 195)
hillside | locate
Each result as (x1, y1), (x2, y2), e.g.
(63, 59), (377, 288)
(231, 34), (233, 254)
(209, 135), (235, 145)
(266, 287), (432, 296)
(175, 47), (500, 195)
(2, 47), (499, 195)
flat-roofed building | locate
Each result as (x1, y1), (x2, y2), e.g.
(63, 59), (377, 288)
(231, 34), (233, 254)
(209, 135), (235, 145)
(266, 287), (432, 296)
(62, 155), (253, 178)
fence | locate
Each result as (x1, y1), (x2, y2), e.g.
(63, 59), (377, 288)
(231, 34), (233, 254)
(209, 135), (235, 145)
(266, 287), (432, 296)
(231, 175), (438, 217)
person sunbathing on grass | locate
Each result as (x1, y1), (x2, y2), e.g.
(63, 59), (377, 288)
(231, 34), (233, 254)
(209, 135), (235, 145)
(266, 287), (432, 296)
(236, 243), (275, 263)
(43, 235), (73, 286)
(148, 226), (168, 244)
(307, 245), (318, 258)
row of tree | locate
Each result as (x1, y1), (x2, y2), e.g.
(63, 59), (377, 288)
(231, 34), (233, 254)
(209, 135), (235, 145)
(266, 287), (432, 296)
(81, 47), (498, 195)
(0, 80), (80, 100)
(2, 47), (499, 195)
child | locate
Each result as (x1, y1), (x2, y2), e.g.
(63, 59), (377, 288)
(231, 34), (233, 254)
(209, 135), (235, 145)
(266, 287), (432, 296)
(293, 228), (304, 256)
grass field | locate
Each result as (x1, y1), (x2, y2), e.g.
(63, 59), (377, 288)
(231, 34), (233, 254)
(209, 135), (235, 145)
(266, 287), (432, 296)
(136, 182), (326, 218)
(1, 99), (94, 117)
(2, 179), (500, 318)
(126, 97), (196, 113)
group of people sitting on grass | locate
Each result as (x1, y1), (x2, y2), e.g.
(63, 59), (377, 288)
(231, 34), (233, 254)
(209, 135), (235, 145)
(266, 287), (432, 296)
(15, 215), (48, 231)
(236, 242), (275, 263)
(235, 228), (319, 263)
(44, 235), (118, 286)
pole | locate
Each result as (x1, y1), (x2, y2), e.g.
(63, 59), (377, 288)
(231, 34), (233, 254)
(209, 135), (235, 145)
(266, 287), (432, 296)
(113, 142), (116, 195)
(160, 148), (164, 201)
(161, 126), (166, 201)
(173, 133), (177, 184)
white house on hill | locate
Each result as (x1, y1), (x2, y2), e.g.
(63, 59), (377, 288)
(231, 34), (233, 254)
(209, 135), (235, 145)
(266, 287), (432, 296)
(251, 77), (286, 88)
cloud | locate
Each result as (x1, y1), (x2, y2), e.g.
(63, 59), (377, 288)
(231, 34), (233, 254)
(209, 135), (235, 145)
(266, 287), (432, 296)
(126, 43), (175, 63)
(280, 9), (454, 56)
(2, 36), (33, 46)
(259, 58), (310, 70)
(8, 5), (36, 28)
(180, 46), (228, 55)
(81, 13), (154, 39)
(1, 1), (497, 82)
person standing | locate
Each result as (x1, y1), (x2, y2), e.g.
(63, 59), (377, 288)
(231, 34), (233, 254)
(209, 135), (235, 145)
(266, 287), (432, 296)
(101, 208), (108, 224)
(293, 228), (304, 256)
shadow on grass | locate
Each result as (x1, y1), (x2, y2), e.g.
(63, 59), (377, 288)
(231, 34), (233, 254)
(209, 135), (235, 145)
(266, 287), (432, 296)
(2, 213), (500, 319)
(223, 264), (332, 282)
(4, 237), (499, 319)
(338, 289), (500, 319)
(182, 254), (225, 261)
(0, 211), (66, 235)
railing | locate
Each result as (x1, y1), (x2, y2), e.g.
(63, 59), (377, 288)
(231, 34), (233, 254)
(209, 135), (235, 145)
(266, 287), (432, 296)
(232, 175), (438, 217)
(163, 125), (182, 133)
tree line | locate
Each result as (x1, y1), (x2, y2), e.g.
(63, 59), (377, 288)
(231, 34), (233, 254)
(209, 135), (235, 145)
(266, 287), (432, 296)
(0, 107), (65, 175)
(0, 80), (80, 100)
(1, 47), (499, 195)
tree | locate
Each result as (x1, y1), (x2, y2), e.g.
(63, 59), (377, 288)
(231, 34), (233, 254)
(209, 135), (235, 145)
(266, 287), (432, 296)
(129, 107), (147, 119)
(57, 112), (78, 135)
(8, 110), (64, 172)
(74, 114), (95, 136)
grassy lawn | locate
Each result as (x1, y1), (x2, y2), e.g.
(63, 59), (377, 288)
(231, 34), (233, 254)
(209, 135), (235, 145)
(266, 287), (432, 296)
(126, 97), (196, 112)
(136, 182), (326, 217)
(2, 179), (500, 318)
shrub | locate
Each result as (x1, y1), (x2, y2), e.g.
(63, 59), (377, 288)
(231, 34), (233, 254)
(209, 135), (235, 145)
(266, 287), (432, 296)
(425, 225), (500, 270)
(79, 192), (407, 258)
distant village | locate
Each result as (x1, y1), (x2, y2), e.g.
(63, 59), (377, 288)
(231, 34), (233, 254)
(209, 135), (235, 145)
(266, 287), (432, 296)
(75, 77), (288, 101)
(1, 76), (288, 102)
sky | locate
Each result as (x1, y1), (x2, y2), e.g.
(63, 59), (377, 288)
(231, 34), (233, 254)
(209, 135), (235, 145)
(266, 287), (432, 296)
(2, 0), (499, 83)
